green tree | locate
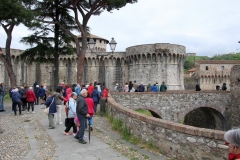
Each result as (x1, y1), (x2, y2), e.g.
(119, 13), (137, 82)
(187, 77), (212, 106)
(20, 0), (77, 89)
(0, 0), (34, 87)
(43, 0), (138, 85)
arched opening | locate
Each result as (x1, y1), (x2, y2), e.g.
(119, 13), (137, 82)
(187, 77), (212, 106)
(184, 107), (227, 131)
(135, 109), (162, 119)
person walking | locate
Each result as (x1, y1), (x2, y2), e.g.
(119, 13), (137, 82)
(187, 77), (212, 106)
(19, 86), (27, 111)
(34, 85), (40, 105)
(160, 81), (167, 92)
(75, 89), (90, 144)
(53, 87), (65, 125)
(128, 81), (133, 92)
(11, 88), (22, 115)
(39, 85), (46, 104)
(138, 82), (145, 92)
(63, 92), (78, 136)
(103, 88), (109, 98)
(91, 86), (100, 114)
(88, 83), (94, 96)
(26, 87), (36, 113)
(75, 84), (81, 96)
(45, 92), (57, 129)
(0, 83), (6, 112)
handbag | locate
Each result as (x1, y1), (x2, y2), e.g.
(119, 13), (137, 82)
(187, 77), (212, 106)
(44, 98), (54, 114)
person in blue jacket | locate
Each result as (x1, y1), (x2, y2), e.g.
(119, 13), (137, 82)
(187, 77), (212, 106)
(151, 84), (158, 92)
(91, 86), (100, 114)
(39, 85), (46, 104)
(34, 85), (40, 105)
(44, 92), (57, 129)
(11, 88), (22, 115)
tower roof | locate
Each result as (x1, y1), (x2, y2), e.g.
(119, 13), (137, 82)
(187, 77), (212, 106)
(77, 34), (109, 43)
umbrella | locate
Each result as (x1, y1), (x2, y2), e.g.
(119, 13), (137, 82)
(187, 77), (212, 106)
(88, 119), (91, 143)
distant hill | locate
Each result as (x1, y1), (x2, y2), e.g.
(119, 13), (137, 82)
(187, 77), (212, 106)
(184, 54), (240, 73)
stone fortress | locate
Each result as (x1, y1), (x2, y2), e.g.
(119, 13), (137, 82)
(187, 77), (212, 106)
(0, 34), (185, 90)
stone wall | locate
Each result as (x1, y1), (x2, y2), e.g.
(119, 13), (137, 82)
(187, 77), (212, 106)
(107, 96), (228, 159)
(228, 65), (240, 128)
(111, 91), (231, 126)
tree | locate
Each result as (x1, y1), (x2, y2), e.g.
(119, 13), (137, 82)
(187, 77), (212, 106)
(20, 0), (77, 89)
(0, 0), (34, 87)
(44, 0), (138, 85)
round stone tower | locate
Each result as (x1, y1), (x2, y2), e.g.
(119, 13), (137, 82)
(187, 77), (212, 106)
(126, 43), (186, 90)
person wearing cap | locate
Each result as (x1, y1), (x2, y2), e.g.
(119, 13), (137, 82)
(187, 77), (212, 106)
(160, 81), (167, 92)
(11, 88), (22, 115)
(26, 87), (36, 113)
(34, 85), (40, 105)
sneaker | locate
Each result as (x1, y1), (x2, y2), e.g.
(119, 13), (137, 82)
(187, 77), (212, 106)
(27, 112), (29, 114)
(32, 111), (35, 114)
(63, 131), (70, 135)
(73, 133), (77, 136)
(79, 140), (87, 144)
(49, 126), (55, 129)
(74, 136), (79, 139)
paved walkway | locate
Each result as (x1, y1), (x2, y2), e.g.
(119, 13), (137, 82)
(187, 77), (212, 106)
(0, 103), (169, 160)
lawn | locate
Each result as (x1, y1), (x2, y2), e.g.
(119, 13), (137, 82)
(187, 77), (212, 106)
(135, 109), (152, 116)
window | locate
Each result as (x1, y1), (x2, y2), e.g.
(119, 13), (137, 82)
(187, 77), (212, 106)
(206, 66), (208, 70)
(222, 66), (224, 71)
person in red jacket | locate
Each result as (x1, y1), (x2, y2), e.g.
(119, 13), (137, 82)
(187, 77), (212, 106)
(26, 87), (36, 113)
(103, 88), (109, 98)
(85, 92), (94, 131)
(88, 83), (94, 96)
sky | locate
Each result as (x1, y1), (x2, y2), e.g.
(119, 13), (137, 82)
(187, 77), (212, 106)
(1, 0), (240, 57)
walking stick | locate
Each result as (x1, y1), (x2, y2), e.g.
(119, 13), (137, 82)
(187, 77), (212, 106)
(88, 119), (91, 143)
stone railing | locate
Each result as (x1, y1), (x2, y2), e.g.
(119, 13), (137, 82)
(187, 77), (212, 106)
(107, 95), (228, 160)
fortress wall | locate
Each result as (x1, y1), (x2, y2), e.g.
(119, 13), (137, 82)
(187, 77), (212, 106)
(107, 95), (228, 160)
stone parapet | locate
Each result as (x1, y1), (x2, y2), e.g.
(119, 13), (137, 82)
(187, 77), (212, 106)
(107, 95), (228, 159)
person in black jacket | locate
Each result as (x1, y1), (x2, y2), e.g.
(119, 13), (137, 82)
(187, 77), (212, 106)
(128, 81), (133, 92)
(138, 82), (145, 92)
(222, 83), (227, 91)
(75, 89), (90, 144)
(196, 84), (201, 91)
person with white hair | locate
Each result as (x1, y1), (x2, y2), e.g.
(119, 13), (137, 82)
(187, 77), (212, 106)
(75, 89), (90, 144)
(138, 82), (145, 92)
(11, 88), (22, 115)
(224, 128), (240, 160)
(26, 87), (36, 113)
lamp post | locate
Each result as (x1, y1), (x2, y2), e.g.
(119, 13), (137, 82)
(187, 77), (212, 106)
(88, 37), (117, 57)
(222, 66), (224, 83)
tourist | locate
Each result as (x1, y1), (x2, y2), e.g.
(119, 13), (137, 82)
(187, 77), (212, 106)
(11, 88), (22, 115)
(94, 80), (97, 86)
(128, 81), (133, 92)
(26, 87), (36, 114)
(222, 83), (227, 91)
(75, 89), (90, 144)
(0, 83), (6, 112)
(103, 88), (109, 98)
(91, 86), (100, 114)
(124, 82), (129, 92)
(160, 81), (167, 92)
(75, 84), (81, 96)
(96, 83), (102, 95)
(196, 84), (201, 91)
(138, 82), (145, 92)
(133, 80), (139, 92)
(19, 86), (27, 111)
(43, 83), (48, 101)
(151, 84), (158, 92)
(53, 87), (65, 125)
(63, 92), (78, 136)
(156, 82), (160, 92)
(45, 92), (57, 129)
(224, 128), (240, 160)
(130, 87), (135, 92)
(39, 85), (46, 104)
(88, 83), (94, 96)
(85, 92), (95, 131)
(33, 81), (38, 90)
(114, 83), (119, 92)
(147, 82), (152, 92)
(34, 85), (40, 105)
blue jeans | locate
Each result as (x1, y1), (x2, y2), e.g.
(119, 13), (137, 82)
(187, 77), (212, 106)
(0, 95), (4, 110)
(76, 115), (86, 141)
(94, 103), (98, 114)
(85, 116), (93, 129)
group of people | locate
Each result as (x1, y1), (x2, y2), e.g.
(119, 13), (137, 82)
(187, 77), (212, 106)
(44, 81), (109, 144)
(0, 82), (47, 115)
(117, 80), (167, 92)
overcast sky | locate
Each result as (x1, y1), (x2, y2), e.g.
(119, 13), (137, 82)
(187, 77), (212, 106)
(1, 0), (240, 57)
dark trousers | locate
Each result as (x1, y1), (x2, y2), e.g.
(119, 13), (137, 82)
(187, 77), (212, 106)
(94, 103), (98, 114)
(65, 118), (77, 133)
(13, 102), (21, 115)
(21, 98), (27, 110)
(76, 115), (86, 140)
(35, 97), (39, 105)
(27, 102), (34, 112)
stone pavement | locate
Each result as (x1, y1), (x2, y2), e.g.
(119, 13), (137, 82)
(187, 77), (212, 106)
(0, 103), (169, 160)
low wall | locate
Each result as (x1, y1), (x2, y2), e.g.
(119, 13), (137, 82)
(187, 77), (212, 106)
(107, 96), (228, 160)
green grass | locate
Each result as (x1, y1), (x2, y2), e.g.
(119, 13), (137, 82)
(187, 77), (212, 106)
(4, 94), (11, 103)
(135, 109), (152, 116)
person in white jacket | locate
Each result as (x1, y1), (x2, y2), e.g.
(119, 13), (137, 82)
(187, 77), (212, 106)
(63, 92), (78, 136)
